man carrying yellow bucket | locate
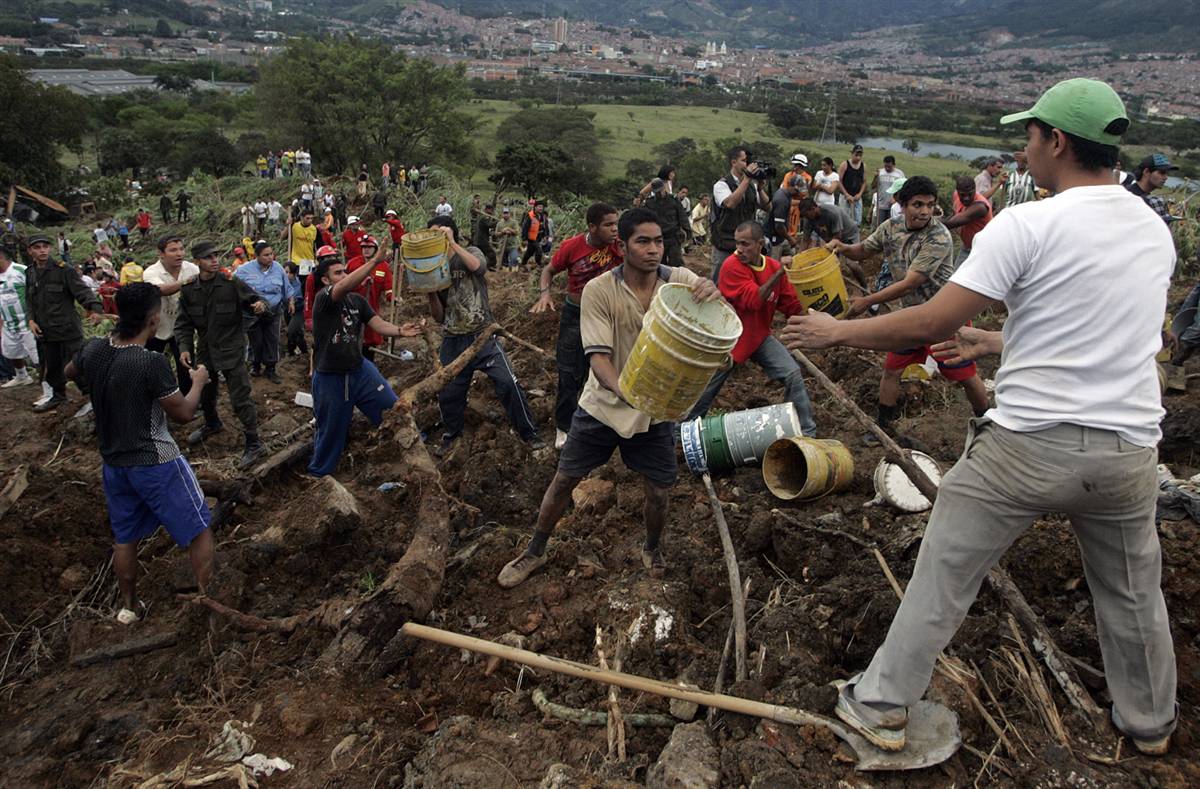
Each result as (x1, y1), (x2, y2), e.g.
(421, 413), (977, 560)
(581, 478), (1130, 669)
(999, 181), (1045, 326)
(783, 78), (1178, 757)
(824, 175), (990, 445)
(498, 208), (722, 589)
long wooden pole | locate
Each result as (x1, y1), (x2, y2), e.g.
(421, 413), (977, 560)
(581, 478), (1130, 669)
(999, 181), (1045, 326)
(702, 472), (747, 683)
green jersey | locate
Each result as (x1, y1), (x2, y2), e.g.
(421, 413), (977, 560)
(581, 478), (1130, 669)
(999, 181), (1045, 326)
(0, 263), (28, 333)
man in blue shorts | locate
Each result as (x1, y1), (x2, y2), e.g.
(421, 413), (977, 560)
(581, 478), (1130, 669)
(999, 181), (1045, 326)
(308, 239), (422, 476)
(66, 283), (214, 624)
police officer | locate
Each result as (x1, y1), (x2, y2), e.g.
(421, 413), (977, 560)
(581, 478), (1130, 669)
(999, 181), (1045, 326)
(175, 240), (270, 469)
(24, 233), (105, 412)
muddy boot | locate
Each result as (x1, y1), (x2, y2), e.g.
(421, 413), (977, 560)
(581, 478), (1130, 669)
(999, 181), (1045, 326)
(239, 432), (266, 469)
(862, 403), (899, 447)
(498, 549), (549, 588)
(189, 421), (224, 446)
(265, 366), (282, 384)
(640, 546), (666, 579)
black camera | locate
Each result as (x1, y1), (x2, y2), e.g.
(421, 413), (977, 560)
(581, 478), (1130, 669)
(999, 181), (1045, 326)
(748, 161), (776, 180)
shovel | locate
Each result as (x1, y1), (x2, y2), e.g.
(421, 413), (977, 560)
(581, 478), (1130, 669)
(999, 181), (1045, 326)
(401, 622), (960, 771)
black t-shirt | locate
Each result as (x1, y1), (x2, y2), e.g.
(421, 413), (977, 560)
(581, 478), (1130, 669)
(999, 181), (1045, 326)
(312, 287), (377, 374)
(74, 337), (182, 467)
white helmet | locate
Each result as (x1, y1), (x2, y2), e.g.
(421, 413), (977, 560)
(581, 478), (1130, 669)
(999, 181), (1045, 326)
(384, 209), (397, 217)
(790, 153), (809, 167)
(347, 215), (361, 225)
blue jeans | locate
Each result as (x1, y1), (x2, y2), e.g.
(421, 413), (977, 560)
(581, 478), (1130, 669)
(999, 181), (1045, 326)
(840, 195), (863, 225)
(687, 336), (817, 436)
(309, 360), (398, 476)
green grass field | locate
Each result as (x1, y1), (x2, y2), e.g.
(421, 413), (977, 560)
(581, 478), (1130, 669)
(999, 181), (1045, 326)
(466, 99), (983, 185)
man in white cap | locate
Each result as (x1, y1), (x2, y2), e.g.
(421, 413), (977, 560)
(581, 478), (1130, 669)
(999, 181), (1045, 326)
(342, 215), (366, 260)
(784, 78), (1178, 756)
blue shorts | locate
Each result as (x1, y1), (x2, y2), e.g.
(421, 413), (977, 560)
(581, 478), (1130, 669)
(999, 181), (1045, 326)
(103, 456), (212, 547)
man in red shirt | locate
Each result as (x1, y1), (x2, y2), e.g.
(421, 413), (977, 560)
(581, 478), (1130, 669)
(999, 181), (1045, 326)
(943, 176), (993, 267)
(135, 208), (152, 241)
(530, 202), (622, 449)
(342, 216), (366, 260)
(304, 245), (340, 331)
(344, 235), (393, 362)
(689, 220), (817, 434)
(383, 208), (406, 276)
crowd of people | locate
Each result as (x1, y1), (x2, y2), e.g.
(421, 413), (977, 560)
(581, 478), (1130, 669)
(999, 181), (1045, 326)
(0, 77), (1193, 761)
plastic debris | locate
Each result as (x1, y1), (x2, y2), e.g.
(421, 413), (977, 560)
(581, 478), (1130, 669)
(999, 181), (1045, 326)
(206, 720), (255, 763)
(242, 754), (293, 777)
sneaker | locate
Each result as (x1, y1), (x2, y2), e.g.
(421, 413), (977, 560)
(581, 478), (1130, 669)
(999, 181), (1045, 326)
(116, 600), (146, 625)
(641, 546), (667, 578)
(554, 429), (568, 450)
(32, 394), (66, 413)
(188, 423), (224, 446)
(33, 382), (53, 407)
(73, 401), (93, 419)
(497, 551), (549, 588)
(1, 373), (32, 388)
(250, 367), (262, 377)
(832, 680), (907, 752)
(1131, 733), (1171, 756)
(239, 440), (267, 470)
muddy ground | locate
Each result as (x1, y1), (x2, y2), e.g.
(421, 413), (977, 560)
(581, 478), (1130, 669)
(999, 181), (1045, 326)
(1, 251), (1198, 788)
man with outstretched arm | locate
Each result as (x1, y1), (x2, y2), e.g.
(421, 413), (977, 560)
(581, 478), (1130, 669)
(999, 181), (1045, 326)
(308, 238), (422, 477)
(781, 79), (1177, 756)
(498, 208), (722, 588)
(65, 283), (214, 625)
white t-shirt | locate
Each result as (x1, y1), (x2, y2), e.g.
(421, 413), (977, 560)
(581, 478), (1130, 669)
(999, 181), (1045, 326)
(949, 185), (1174, 446)
(435, 202), (453, 217)
(300, 183), (313, 199)
(254, 200), (267, 218)
(267, 201), (281, 221)
(812, 171), (839, 206)
(889, 201), (903, 221)
(142, 260), (200, 341)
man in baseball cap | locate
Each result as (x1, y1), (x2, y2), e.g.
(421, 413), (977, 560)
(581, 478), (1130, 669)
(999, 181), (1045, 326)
(785, 78), (1179, 756)
(342, 215), (366, 260)
(785, 153), (811, 196)
(1126, 153), (1179, 224)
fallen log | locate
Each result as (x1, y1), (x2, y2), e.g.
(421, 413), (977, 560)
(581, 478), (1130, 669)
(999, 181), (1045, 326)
(702, 472), (747, 683)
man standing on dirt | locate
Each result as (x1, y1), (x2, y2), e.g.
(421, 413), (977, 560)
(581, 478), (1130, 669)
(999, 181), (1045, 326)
(308, 240), (421, 477)
(471, 203), (498, 271)
(286, 210), (318, 285)
(530, 203), (623, 450)
(159, 192), (173, 225)
(520, 202), (549, 270)
(498, 208), (721, 588)
(783, 79), (1178, 756)
(495, 207), (520, 270)
(235, 241), (291, 383)
(25, 234), (105, 412)
(871, 156), (905, 228)
(943, 175), (994, 267)
(824, 175), (990, 444)
(688, 221), (817, 433)
(142, 235), (199, 396)
(711, 145), (771, 283)
(175, 241), (270, 469)
(837, 144), (868, 225)
(65, 282), (215, 625)
(0, 246), (38, 390)
(426, 216), (543, 454)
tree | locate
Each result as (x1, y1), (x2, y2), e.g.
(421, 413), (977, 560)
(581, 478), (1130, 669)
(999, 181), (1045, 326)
(495, 107), (603, 194)
(0, 55), (87, 193)
(490, 142), (575, 199)
(155, 19), (174, 38)
(154, 73), (193, 92)
(257, 37), (476, 175)
(173, 128), (241, 177)
(903, 137), (920, 154)
(652, 137), (697, 164)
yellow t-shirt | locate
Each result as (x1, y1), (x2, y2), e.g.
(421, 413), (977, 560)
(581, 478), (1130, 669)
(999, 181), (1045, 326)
(290, 222), (317, 263)
(119, 263), (144, 284)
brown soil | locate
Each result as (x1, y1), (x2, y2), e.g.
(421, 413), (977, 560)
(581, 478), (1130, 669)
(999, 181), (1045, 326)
(0, 253), (1197, 788)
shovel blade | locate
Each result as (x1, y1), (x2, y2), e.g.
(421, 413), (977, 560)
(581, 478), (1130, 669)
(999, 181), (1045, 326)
(847, 700), (961, 771)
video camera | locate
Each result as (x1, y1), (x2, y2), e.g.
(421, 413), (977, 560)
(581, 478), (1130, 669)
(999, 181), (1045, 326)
(747, 161), (776, 181)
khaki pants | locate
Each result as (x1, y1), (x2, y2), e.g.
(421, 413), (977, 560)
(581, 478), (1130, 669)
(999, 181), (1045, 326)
(843, 418), (1177, 740)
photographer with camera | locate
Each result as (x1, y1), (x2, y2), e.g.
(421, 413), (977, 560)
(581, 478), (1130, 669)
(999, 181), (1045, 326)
(711, 145), (772, 282)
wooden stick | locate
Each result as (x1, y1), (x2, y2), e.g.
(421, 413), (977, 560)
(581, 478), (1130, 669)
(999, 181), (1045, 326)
(772, 508), (877, 550)
(499, 329), (553, 360)
(1005, 615), (1068, 746)
(400, 323), (500, 406)
(709, 578), (751, 727)
(702, 472), (747, 683)
(531, 688), (674, 728)
(70, 631), (177, 667)
(872, 548), (906, 600)
(0, 465), (29, 520)
(791, 350), (940, 503)
(988, 568), (1109, 739)
(402, 622), (850, 734)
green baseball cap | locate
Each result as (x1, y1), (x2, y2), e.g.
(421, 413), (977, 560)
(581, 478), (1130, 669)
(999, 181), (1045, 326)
(1000, 78), (1129, 145)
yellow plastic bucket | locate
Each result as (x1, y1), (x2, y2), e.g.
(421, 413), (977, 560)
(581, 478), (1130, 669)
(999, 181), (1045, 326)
(618, 283), (742, 421)
(402, 229), (450, 292)
(761, 436), (854, 501)
(787, 248), (849, 318)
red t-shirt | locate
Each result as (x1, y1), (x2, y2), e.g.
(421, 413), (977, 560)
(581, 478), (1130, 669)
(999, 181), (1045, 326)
(951, 191), (993, 250)
(342, 228), (365, 260)
(384, 218), (407, 245)
(717, 253), (804, 364)
(345, 255), (393, 347)
(550, 233), (623, 301)
(99, 281), (120, 315)
(136, 212), (151, 230)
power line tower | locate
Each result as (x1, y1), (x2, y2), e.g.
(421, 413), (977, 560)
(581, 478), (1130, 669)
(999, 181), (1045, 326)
(820, 92), (838, 144)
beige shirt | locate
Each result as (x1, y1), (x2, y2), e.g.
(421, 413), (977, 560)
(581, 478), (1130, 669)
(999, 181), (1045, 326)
(578, 264), (701, 437)
(142, 260), (199, 340)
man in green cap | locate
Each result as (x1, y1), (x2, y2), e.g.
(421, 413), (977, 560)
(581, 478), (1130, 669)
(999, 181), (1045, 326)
(782, 78), (1177, 755)
(24, 233), (105, 412)
(175, 240), (271, 469)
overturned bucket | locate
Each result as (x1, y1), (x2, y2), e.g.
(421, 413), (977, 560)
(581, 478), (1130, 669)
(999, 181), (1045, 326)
(762, 437), (854, 501)
(680, 403), (802, 474)
(619, 283), (742, 421)
(402, 229), (451, 293)
(872, 452), (943, 512)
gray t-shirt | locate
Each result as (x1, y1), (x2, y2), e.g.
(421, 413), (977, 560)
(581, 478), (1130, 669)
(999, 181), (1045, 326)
(802, 204), (860, 244)
(875, 167), (906, 208)
(441, 246), (491, 336)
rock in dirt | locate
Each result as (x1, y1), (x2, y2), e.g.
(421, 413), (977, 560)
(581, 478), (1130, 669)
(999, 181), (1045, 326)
(259, 412), (300, 438)
(647, 722), (721, 789)
(668, 681), (701, 721)
(572, 478), (615, 514)
(58, 563), (89, 592)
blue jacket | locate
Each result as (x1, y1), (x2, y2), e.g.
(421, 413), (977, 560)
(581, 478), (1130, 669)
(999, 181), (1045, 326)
(235, 261), (290, 310)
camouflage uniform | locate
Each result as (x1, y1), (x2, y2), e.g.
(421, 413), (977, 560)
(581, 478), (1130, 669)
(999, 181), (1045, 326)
(860, 217), (955, 308)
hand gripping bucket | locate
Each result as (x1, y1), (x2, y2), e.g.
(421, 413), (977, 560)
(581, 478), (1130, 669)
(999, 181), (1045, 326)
(402, 229), (451, 293)
(680, 403), (803, 474)
(787, 248), (849, 319)
(761, 436), (854, 501)
(618, 283), (742, 422)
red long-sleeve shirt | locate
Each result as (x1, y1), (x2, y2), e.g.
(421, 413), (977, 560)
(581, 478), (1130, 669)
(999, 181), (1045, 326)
(717, 253), (803, 363)
(384, 218), (407, 245)
(345, 255), (393, 347)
